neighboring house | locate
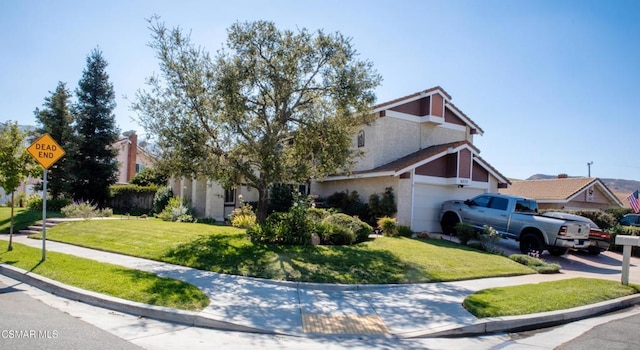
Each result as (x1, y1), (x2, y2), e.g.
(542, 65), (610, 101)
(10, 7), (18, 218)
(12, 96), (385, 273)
(499, 175), (623, 211)
(310, 86), (510, 233)
(114, 131), (157, 184)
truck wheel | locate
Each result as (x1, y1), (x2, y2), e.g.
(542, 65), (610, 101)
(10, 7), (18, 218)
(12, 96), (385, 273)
(548, 247), (568, 256)
(440, 213), (459, 235)
(519, 233), (543, 255)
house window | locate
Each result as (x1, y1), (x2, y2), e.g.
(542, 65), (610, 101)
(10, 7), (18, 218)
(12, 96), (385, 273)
(224, 188), (236, 204)
(357, 129), (365, 147)
(135, 163), (145, 174)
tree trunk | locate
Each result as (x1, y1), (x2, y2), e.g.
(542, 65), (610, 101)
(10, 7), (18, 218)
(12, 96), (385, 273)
(256, 186), (269, 224)
(8, 191), (14, 251)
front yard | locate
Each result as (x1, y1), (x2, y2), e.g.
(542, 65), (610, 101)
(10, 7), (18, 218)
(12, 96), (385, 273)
(35, 218), (534, 284)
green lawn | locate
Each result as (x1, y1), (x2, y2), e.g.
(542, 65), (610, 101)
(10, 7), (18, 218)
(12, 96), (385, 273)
(464, 278), (639, 318)
(0, 242), (209, 311)
(0, 207), (64, 234)
(34, 218), (534, 284)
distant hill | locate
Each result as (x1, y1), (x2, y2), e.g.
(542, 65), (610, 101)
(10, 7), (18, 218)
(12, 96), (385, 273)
(527, 174), (640, 196)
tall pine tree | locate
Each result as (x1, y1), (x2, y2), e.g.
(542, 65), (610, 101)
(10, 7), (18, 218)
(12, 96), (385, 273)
(34, 81), (75, 199)
(72, 48), (119, 206)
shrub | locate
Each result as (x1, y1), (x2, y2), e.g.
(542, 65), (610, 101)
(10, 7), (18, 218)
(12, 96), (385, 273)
(130, 167), (168, 187)
(153, 186), (174, 214)
(98, 208), (113, 217)
(509, 254), (561, 274)
(325, 190), (369, 219)
(321, 213), (372, 243)
(229, 203), (257, 229)
(479, 225), (503, 255)
(26, 195), (72, 211)
(268, 183), (294, 213)
(61, 201), (99, 219)
(396, 225), (413, 238)
(247, 193), (314, 245)
(306, 207), (332, 224)
(317, 223), (356, 245)
(454, 222), (476, 245)
(158, 196), (196, 222)
(377, 217), (397, 237)
(369, 187), (397, 219)
(606, 207), (632, 221)
(573, 210), (617, 230)
(610, 225), (640, 256)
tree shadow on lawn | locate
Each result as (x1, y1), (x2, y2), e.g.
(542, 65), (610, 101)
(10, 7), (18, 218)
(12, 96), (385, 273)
(109, 268), (210, 311)
(0, 209), (63, 234)
(161, 234), (434, 284)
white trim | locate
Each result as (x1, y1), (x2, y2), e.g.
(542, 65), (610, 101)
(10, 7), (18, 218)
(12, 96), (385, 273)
(437, 123), (466, 132)
(564, 180), (624, 206)
(385, 110), (444, 124)
(372, 88), (450, 114)
(319, 171), (395, 182)
(413, 174), (490, 190)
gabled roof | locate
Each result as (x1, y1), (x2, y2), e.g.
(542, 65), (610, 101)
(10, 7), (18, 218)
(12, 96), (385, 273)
(322, 141), (510, 185)
(372, 86), (484, 135)
(500, 177), (623, 206)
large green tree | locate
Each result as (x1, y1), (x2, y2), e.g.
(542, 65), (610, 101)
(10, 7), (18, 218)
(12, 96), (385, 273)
(133, 18), (381, 222)
(72, 48), (119, 206)
(0, 122), (39, 251)
(34, 81), (76, 198)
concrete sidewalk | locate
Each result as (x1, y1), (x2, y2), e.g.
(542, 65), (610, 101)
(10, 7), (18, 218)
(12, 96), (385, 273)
(2, 233), (640, 338)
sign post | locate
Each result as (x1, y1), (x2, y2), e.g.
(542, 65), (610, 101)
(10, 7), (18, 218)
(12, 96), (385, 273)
(26, 133), (66, 261)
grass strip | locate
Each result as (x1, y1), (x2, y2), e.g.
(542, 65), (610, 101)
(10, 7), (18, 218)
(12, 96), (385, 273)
(0, 208), (64, 234)
(464, 277), (639, 318)
(0, 242), (209, 311)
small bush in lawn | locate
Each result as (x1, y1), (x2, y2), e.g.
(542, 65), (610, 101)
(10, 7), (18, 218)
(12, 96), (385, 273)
(509, 254), (561, 274)
(61, 201), (99, 219)
(98, 208), (113, 217)
(307, 207), (332, 224)
(377, 217), (397, 237)
(158, 196), (196, 222)
(455, 222), (476, 245)
(396, 225), (413, 238)
(229, 203), (256, 229)
(317, 223), (355, 245)
(247, 193), (314, 245)
(321, 213), (372, 243)
(479, 225), (503, 255)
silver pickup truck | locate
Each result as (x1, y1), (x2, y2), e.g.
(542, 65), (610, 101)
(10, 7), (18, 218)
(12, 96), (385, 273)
(440, 193), (591, 255)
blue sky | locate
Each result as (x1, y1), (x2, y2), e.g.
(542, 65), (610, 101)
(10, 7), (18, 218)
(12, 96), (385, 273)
(2, 0), (639, 181)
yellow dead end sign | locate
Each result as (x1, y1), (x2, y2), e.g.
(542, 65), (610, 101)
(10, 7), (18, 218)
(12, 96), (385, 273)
(27, 133), (66, 169)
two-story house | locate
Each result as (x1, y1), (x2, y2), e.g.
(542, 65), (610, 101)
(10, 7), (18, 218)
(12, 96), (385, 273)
(172, 86), (509, 231)
(311, 86), (510, 233)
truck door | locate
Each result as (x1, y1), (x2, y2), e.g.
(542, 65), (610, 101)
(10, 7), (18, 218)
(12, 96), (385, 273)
(460, 194), (492, 228)
(483, 196), (509, 233)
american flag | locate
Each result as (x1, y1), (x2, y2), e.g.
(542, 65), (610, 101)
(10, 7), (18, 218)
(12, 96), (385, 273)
(628, 190), (640, 214)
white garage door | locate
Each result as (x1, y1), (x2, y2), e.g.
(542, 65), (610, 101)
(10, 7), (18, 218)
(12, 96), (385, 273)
(412, 184), (483, 233)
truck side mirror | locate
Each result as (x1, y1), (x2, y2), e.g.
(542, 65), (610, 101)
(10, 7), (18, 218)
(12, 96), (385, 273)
(464, 199), (474, 206)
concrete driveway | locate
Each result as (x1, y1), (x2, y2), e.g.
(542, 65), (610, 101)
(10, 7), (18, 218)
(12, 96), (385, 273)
(497, 238), (640, 284)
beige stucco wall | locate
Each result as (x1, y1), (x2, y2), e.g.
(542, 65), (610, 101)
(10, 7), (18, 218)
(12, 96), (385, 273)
(311, 176), (399, 207)
(352, 116), (469, 172)
(114, 139), (131, 184)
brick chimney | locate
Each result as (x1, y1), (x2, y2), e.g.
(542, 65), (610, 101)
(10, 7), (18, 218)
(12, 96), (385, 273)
(126, 132), (137, 182)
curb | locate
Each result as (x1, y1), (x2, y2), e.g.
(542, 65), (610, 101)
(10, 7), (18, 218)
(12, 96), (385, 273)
(400, 293), (640, 338)
(0, 264), (281, 335)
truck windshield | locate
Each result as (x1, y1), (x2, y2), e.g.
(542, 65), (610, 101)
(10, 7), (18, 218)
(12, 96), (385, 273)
(515, 199), (537, 213)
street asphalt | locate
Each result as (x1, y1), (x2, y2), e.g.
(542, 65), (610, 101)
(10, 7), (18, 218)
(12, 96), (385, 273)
(1, 231), (640, 341)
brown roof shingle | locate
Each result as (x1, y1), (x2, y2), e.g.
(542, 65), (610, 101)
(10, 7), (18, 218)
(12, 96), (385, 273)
(499, 177), (596, 200)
